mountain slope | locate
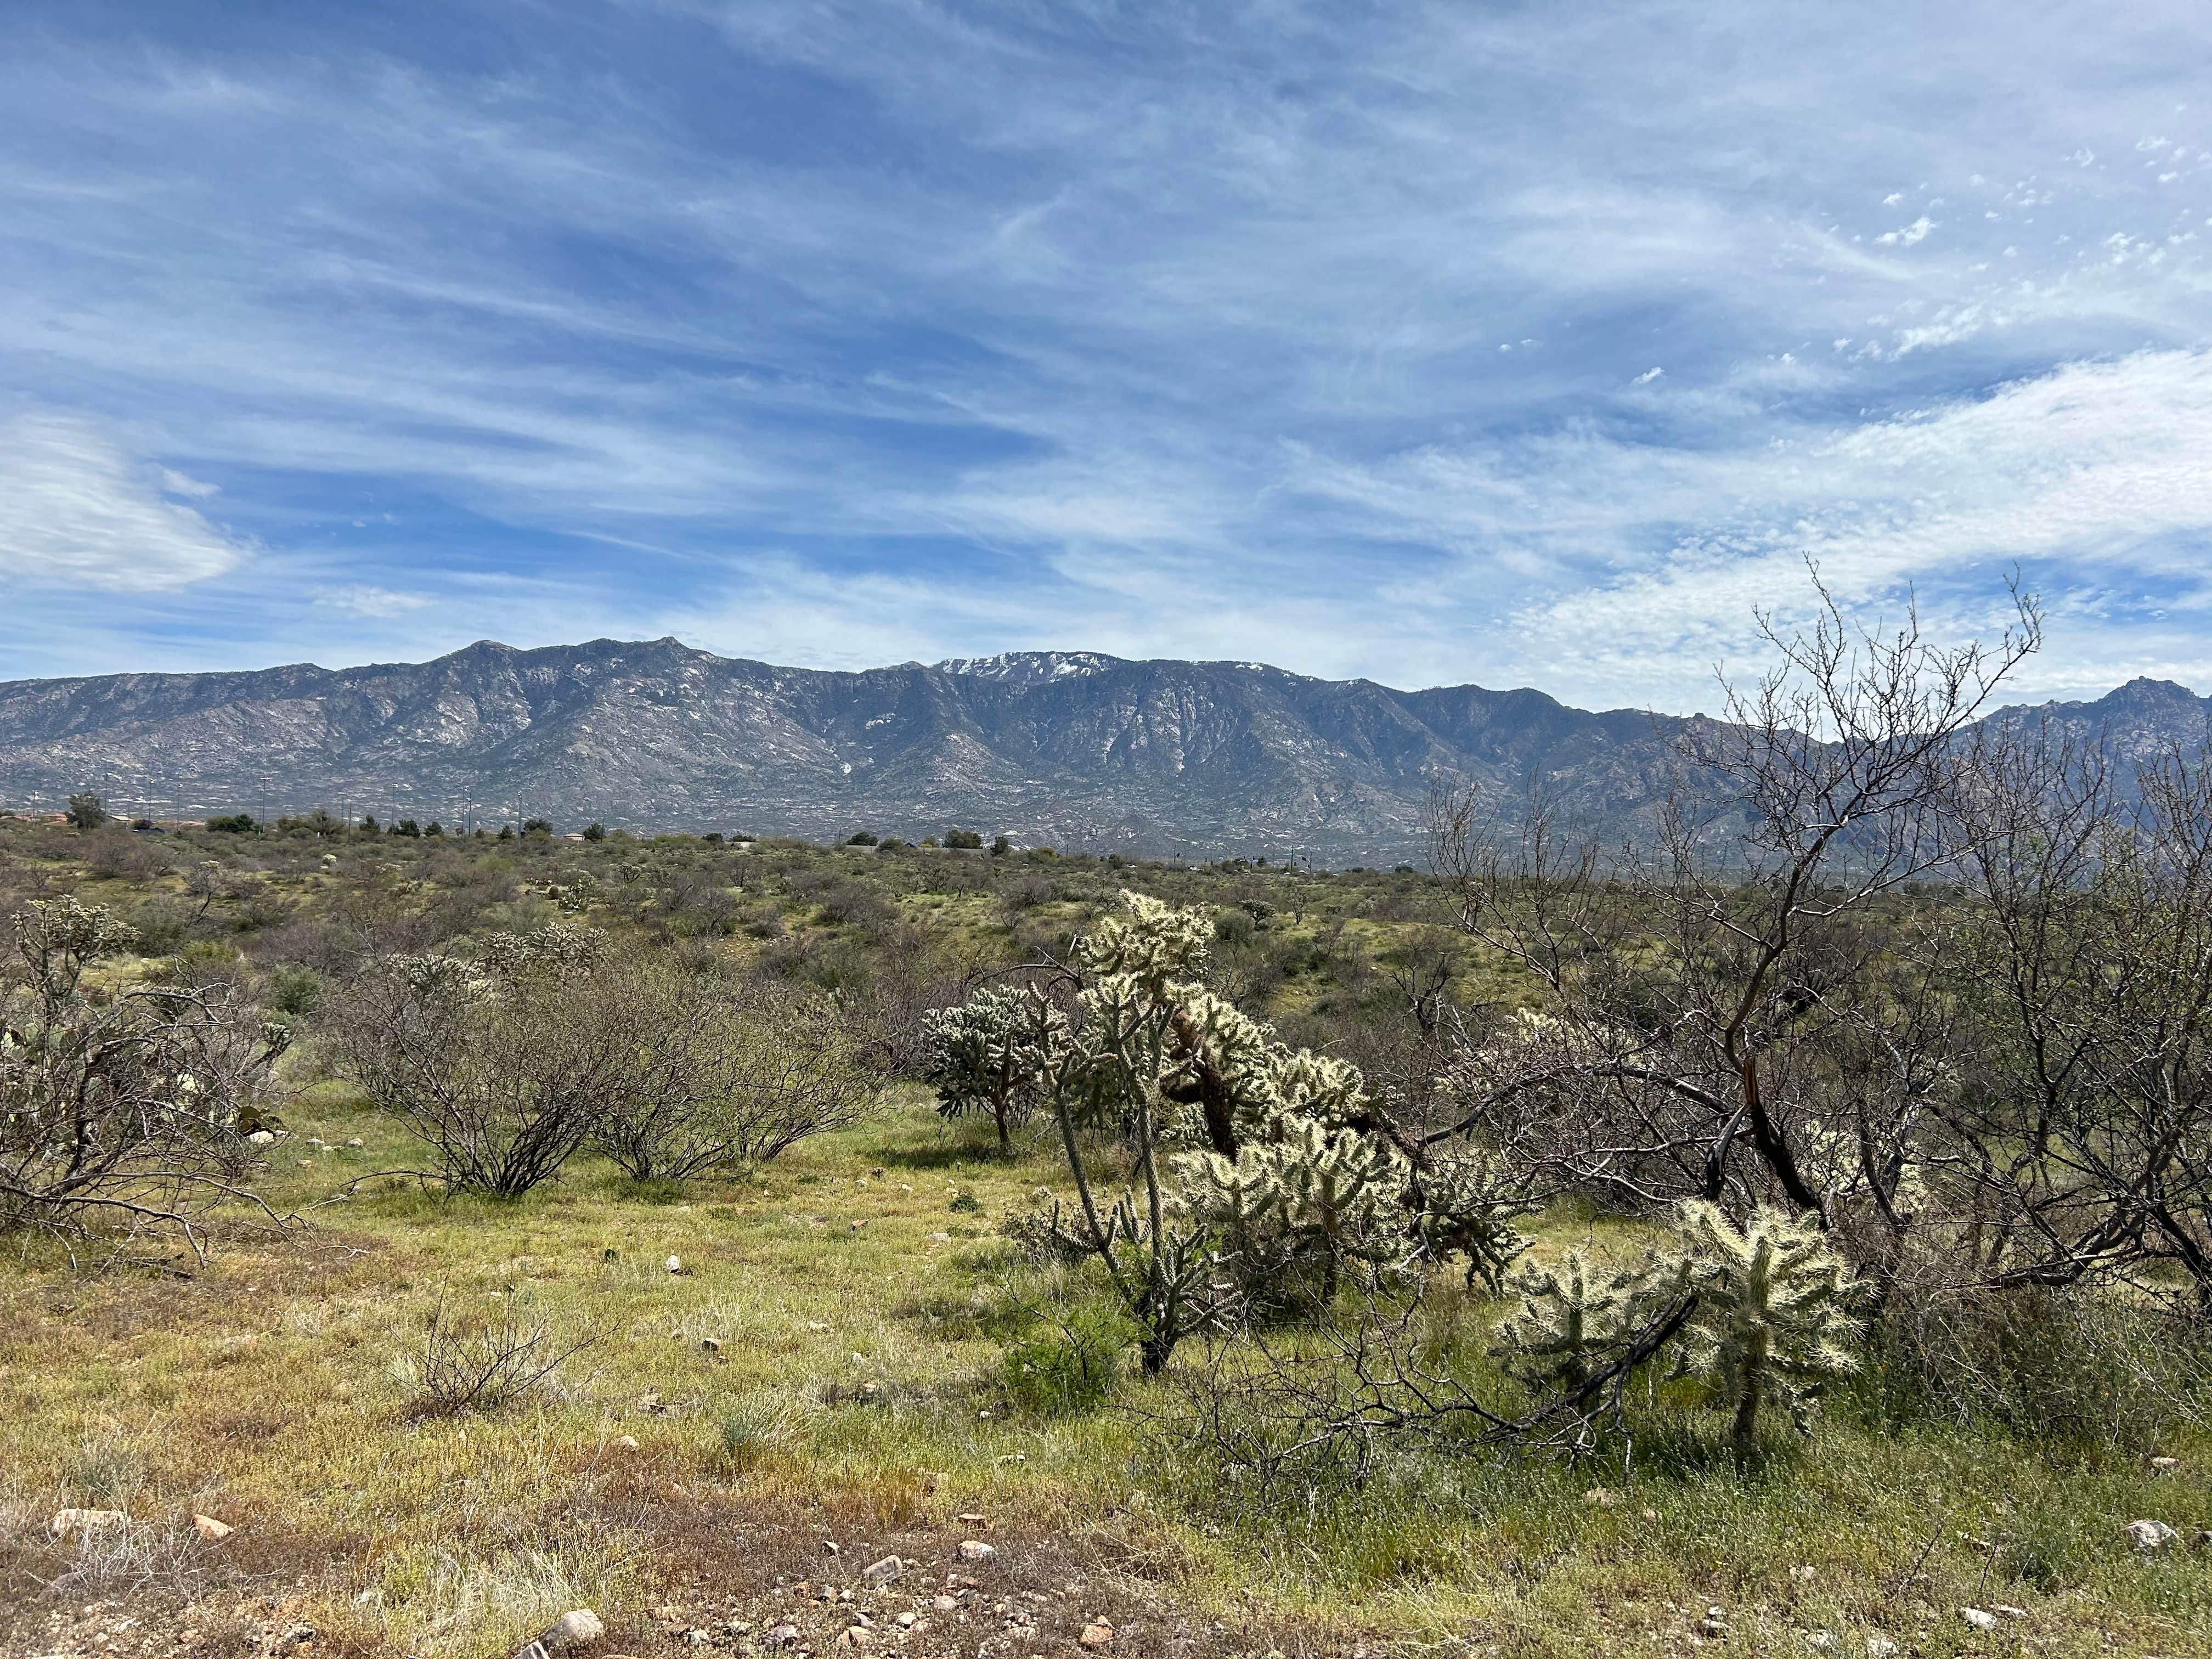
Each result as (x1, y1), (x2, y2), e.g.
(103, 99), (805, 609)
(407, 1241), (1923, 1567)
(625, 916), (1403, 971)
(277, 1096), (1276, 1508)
(0, 644), (2198, 861)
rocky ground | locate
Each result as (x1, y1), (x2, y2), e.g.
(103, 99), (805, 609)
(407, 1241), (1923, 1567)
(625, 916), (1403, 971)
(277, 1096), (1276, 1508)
(2, 1501), (1340, 1659)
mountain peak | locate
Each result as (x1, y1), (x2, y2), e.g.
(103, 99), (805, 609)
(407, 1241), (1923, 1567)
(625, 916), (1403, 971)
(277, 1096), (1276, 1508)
(2106, 675), (2202, 705)
(934, 651), (1125, 686)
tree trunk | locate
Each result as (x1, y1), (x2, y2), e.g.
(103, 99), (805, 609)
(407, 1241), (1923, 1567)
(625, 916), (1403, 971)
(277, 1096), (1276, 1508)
(1732, 1365), (1764, 1453)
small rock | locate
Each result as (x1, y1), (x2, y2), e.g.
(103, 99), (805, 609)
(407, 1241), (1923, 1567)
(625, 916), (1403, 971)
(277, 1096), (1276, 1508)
(2149, 1455), (2179, 1472)
(191, 1514), (234, 1541)
(48, 1508), (128, 1538)
(1697, 1607), (1729, 1639)
(836, 1627), (874, 1651)
(665, 1255), (684, 1274)
(955, 1512), (992, 1530)
(958, 1539), (997, 1562)
(822, 1540), (841, 1555)
(346, 1137), (364, 1147)
(2127, 1519), (2180, 1551)
(895, 1612), (917, 1629)
(1865, 1640), (1898, 1658)
(807, 1321), (830, 1332)
(861, 1555), (901, 1587)
(1079, 1622), (1114, 1650)
(764, 1624), (800, 1648)
(1791, 1564), (1815, 1582)
(931, 1595), (960, 1612)
(613, 1434), (640, 1451)
(247, 1130), (276, 1146)
(701, 1337), (722, 1353)
(540, 1609), (605, 1651)
(1958, 1607), (1997, 1632)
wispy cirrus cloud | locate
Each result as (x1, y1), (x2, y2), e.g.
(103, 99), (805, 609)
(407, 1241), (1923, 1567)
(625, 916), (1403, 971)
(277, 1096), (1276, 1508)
(0, 412), (249, 591)
(2, 1), (2212, 708)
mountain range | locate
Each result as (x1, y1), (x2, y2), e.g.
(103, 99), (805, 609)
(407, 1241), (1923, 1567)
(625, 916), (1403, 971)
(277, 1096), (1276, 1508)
(0, 639), (2203, 862)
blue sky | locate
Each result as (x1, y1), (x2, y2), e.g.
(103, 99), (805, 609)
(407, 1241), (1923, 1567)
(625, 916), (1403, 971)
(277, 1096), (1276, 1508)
(5, 1), (2212, 710)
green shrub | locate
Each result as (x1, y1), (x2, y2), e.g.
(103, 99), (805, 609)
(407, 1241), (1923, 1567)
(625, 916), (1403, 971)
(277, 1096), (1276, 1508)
(126, 899), (193, 955)
(998, 1306), (1129, 1415)
(1853, 1283), (2212, 1457)
(715, 1397), (793, 1474)
(268, 963), (327, 1017)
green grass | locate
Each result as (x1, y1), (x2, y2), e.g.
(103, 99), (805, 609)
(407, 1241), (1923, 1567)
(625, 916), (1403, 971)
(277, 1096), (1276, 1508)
(4, 1088), (2209, 1656)
(2, 822), (2209, 1655)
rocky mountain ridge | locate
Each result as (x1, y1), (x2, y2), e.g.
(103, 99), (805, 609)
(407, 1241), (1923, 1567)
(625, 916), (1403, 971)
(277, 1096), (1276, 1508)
(0, 641), (2199, 862)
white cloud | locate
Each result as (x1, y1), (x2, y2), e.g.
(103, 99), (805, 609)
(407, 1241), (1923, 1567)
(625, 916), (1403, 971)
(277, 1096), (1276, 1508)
(156, 466), (219, 498)
(4, 3), (2212, 706)
(315, 584), (433, 618)
(0, 412), (247, 590)
(1284, 349), (2212, 703)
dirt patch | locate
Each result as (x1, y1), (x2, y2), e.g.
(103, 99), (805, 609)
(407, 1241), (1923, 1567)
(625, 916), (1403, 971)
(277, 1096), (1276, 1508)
(2, 1478), (1375, 1659)
(568, 1480), (1359, 1659)
(0, 1518), (357, 1659)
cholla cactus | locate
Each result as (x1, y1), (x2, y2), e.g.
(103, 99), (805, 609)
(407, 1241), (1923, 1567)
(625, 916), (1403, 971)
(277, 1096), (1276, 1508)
(13, 897), (137, 1008)
(1415, 1147), (1541, 1292)
(1039, 892), (1530, 1335)
(1669, 1201), (1863, 1449)
(550, 870), (601, 915)
(1492, 1247), (1678, 1393)
(1181, 1116), (1407, 1308)
(480, 922), (606, 977)
(922, 985), (1069, 1152)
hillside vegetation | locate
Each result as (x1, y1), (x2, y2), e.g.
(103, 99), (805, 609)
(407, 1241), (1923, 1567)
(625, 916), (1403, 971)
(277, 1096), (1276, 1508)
(5, 606), (2212, 1659)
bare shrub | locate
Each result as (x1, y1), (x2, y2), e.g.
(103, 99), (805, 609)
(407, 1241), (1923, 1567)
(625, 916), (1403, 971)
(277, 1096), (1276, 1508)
(0, 897), (289, 1255)
(404, 1300), (600, 1417)
(82, 829), (168, 883)
(591, 972), (883, 1181)
(812, 879), (897, 936)
(333, 945), (638, 1197)
(1426, 578), (2041, 1236)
